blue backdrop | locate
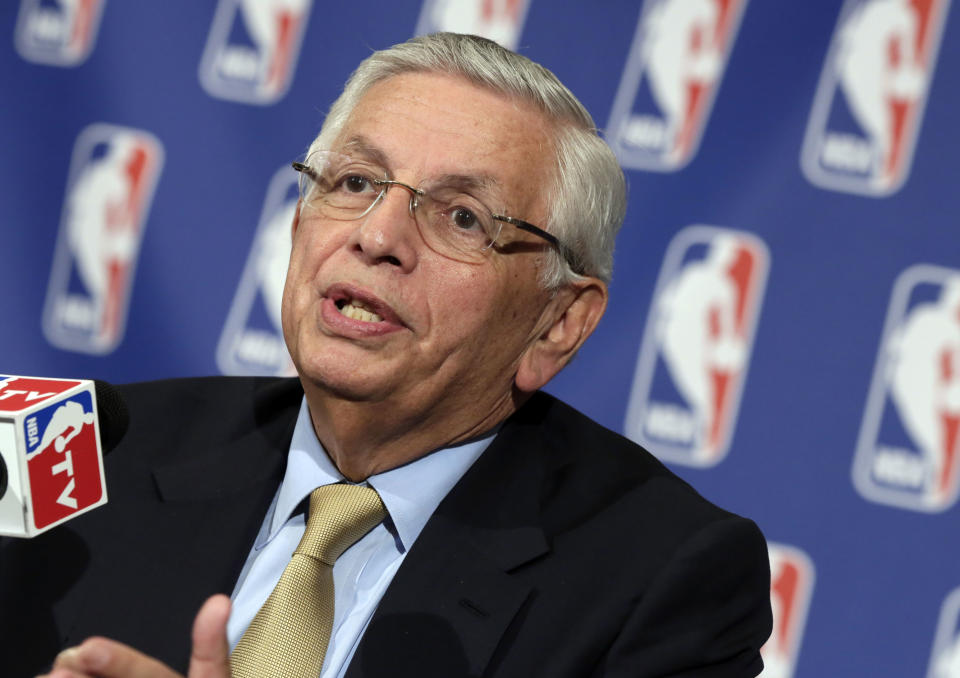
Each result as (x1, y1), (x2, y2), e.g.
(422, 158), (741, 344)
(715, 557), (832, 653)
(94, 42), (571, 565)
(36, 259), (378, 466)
(3, 1), (959, 676)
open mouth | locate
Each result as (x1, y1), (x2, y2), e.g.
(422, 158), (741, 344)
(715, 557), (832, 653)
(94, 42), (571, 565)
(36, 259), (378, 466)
(335, 298), (384, 323)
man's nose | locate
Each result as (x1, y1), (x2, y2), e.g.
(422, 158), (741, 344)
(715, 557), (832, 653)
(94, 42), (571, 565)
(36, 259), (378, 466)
(347, 185), (419, 272)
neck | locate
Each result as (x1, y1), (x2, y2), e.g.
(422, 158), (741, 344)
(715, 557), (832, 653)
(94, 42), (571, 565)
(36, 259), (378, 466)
(301, 382), (525, 482)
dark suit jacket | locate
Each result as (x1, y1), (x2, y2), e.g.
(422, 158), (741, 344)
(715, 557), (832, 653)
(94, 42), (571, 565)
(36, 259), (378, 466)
(1, 376), (771, 677)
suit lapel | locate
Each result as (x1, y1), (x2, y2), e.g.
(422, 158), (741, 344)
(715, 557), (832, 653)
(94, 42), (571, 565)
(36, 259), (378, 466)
(60, 378), (301, 669)
(348, 393), (566, 678)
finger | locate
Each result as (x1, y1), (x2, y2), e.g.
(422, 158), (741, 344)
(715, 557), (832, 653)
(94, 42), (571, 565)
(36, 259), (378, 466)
(42, 669), (89, 678)
(187, 594), (232, 678)
(52, 636), (181, 678)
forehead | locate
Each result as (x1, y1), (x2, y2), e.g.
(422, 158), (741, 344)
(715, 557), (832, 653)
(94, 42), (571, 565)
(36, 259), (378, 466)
(333, 72), (556, 215)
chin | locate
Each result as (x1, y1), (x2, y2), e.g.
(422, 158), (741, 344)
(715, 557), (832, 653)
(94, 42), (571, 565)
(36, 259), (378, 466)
(295, 353), (392, 404)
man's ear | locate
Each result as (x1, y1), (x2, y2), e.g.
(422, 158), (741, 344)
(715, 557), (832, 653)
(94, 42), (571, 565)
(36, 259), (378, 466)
(515, 277), (608, 393)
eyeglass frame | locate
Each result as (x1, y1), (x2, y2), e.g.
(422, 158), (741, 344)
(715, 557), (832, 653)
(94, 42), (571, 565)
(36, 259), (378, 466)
(291, 160), (583, 276)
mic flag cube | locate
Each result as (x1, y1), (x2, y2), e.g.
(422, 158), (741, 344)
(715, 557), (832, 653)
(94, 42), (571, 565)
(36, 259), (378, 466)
(0, 375), (107, 537)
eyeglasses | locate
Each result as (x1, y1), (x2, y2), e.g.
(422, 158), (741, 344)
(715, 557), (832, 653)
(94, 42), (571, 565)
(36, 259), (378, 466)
(291, 151), (579, 272)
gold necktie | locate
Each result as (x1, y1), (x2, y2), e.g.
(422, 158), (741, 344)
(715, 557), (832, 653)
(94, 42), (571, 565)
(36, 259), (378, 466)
(231, 484), (386, 678)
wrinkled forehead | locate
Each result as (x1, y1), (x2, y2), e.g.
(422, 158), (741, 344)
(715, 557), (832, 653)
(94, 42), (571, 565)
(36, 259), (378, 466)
(328, 72), (557, 217)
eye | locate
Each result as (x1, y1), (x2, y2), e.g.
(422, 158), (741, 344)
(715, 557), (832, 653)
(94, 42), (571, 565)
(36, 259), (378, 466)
(340, 174), (374, 194)
(449, 206), (482, 231)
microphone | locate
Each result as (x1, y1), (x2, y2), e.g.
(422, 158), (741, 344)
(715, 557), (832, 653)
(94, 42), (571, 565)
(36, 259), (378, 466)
(0, 375), (129, 537)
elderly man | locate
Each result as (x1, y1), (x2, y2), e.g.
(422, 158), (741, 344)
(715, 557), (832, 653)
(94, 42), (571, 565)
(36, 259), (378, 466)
(7, 32), (771, 678)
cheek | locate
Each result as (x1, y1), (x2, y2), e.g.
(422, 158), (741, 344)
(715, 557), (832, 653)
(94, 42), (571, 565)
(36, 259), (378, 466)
(282, 225), (342, 321)
(287, 222), (347, 285)
(417, 264), (494, 344)
(493, 268), (553, 349)
(280, 251), (311, 326)
(433, 268), (540, 356)
(279, 262), (305, 351)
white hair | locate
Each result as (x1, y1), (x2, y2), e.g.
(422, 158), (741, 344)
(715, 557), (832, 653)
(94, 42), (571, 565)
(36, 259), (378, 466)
(308, 32), (626, 288)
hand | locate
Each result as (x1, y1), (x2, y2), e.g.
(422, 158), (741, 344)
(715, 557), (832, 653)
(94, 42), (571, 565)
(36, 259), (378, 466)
(41, 595), (232, 678)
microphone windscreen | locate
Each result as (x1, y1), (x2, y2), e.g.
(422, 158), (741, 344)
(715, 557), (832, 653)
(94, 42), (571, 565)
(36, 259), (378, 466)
(94, 380), (129, 454)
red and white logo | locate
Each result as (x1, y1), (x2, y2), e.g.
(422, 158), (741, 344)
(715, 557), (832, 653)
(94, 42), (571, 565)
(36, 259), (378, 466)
(199, 0), (312, 105)
(0, 377), (107, 537)
(14, 0), (106, 67)
(853, 265), (960, 512)
(414, 0), (531, 50)
(24, 388), (104, 530)
(217, 165), (296, 376)
(0, 377), (82, 413)
(607, 0), (748, 171)
(760, 543), (815, 678)
(42, 124), (164, 355)
(801, 0), (950, 196)
(625, 226), (768, 466)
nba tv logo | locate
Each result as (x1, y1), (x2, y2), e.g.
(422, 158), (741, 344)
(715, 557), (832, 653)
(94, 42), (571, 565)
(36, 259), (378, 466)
(14, 0), (107, 66)
(42, 124), (164, 355)
(928, 587), (960, 678)
(625, 226), (768, 467)
(414, 0), (531, 50)
(853, 265), (960, 512)
(23, 388), (105, 531)
(217, 165), (296, 376)
(760, 543), (814, 678)
(801, 0), (950, 196)
(607, 0), (748, 171)
(199, 0), (313, 105)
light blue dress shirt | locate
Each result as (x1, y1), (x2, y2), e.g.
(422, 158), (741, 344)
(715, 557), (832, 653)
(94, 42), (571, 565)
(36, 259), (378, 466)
(227, 397), (494, 678)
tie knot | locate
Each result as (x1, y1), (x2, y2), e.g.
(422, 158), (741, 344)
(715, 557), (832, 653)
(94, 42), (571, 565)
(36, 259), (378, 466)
(295, 484), (386, 565)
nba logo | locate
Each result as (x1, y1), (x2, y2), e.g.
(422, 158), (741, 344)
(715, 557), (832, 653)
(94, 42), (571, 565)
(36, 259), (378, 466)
(42, 124), (164, 355)
(414, 0), (531, 50)
(217, 165), (296, 376)
(928, 587), (960, 678)
(801, 0), (950, 196)
(14, 0), (107, 66)
(0, 377), (107, 536)
(198, 0), (313, 105)
(853, 265), (960, 512)
(606, 0), (748, 171)
(23, 388), (105, 531)
(624, 226), (768, 467)
(760, 543), (815, 678)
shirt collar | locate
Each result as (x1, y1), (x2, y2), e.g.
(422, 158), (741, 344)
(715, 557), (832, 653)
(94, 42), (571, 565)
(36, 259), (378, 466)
(268, 397), (495, 552)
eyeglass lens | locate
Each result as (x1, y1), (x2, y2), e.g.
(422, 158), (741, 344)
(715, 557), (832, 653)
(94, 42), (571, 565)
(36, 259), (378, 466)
(297, 151), (505, 262)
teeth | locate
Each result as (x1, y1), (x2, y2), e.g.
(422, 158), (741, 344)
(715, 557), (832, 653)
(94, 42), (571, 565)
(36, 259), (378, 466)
(338, 299), (383, 322)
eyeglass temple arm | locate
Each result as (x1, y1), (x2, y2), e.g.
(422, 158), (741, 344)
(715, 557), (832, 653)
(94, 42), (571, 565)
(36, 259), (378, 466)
(291, 161), (316, 181)
(493, 214), (559, 247)
(493, 215), (583, 275)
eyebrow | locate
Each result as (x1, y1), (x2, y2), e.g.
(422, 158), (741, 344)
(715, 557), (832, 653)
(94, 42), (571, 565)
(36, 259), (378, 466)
(338, 135), (392, 170)
(430, 173), (499, 197)
(336, 135), (507, 205)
